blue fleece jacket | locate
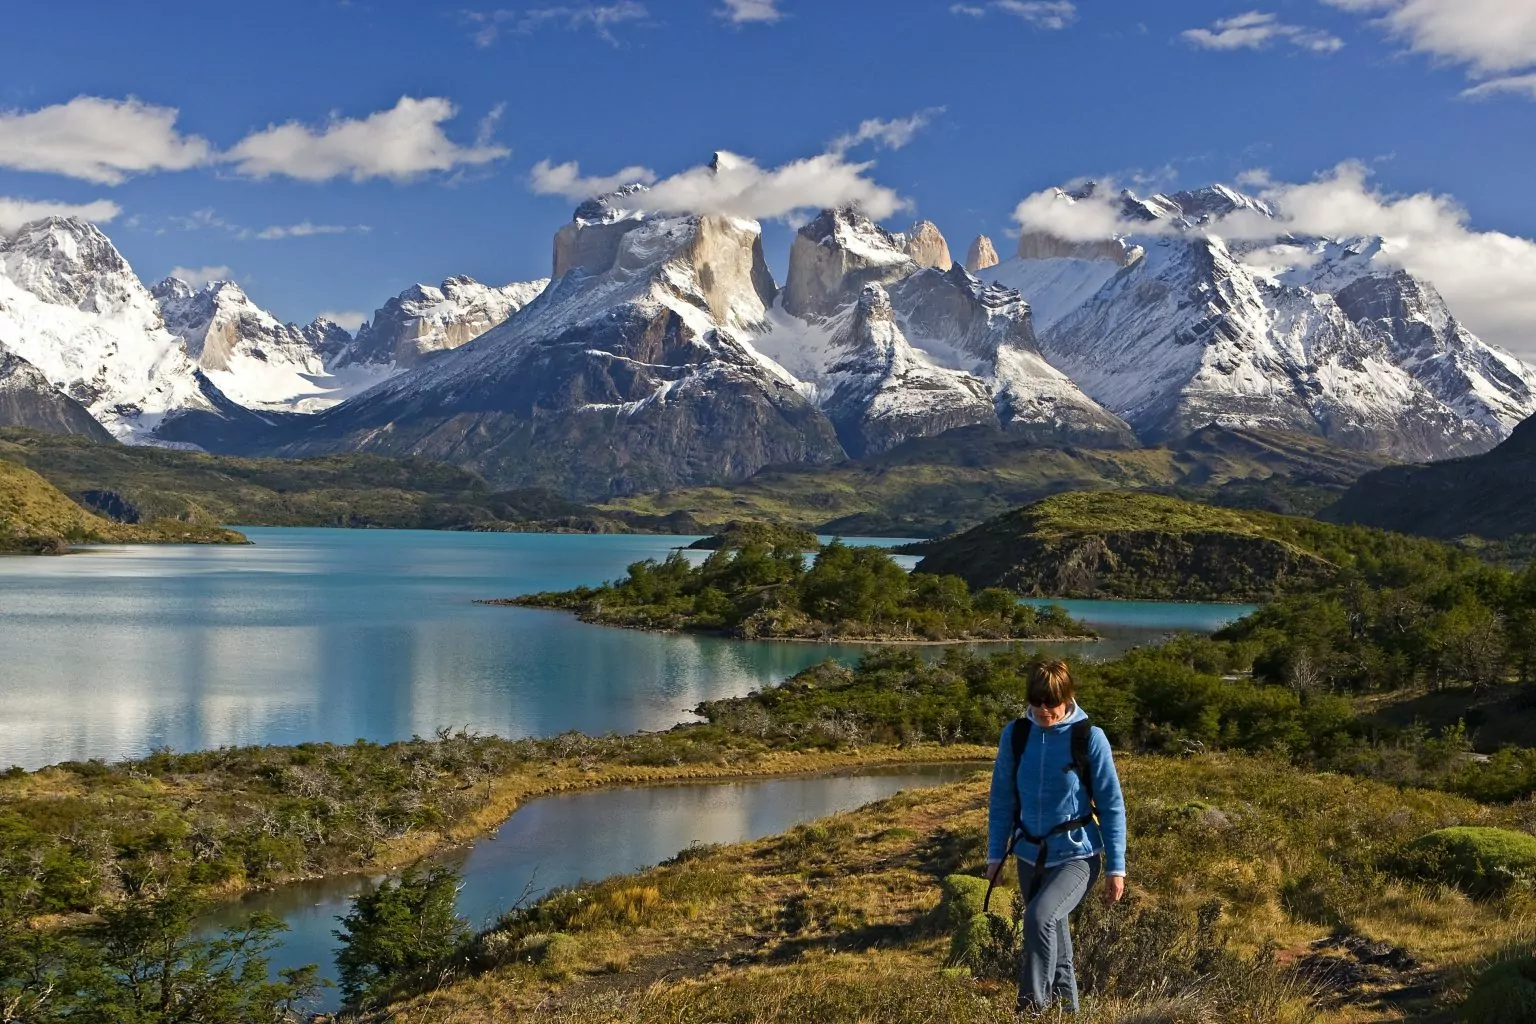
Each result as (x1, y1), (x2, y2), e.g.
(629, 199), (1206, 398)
(987, 703), (1127, 876)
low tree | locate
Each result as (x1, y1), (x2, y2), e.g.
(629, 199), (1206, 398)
(333, 866), (469, 1009)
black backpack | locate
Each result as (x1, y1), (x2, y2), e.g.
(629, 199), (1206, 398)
(983, 716), (1097, 913)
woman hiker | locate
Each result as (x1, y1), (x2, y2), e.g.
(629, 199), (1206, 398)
(987, 659), (1127, 1015)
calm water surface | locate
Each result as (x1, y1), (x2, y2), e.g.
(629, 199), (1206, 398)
(0, 528), (1253, 769)
(209, 763), (982, 1010)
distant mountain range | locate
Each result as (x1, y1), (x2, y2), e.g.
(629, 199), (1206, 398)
(2, 168), (1533, 499)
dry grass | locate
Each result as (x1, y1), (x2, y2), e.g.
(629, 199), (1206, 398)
(381, 753), (1533, 1024)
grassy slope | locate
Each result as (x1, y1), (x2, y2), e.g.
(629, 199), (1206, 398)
(0, 459), (243, 552)
(601, 425), (1389, 537)
(912, 491), (1451, 601)
(0, 428), (695, 534)
(386, 754), (1532, 1024)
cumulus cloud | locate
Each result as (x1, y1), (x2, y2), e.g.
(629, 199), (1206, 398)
(0, 96), (212, 185)
(830, 109), (943, 153)
(317, 309), (369, 330)
(465, 3), (648, 46)
(253, 222), (364, 240)
(0, 196), (121, 234)
(1325, 0), (1536, 75)
(529, 159), (659, 200)
(951, 2), (1076, 29)
(531, 150), (907, 221)
(223, 97), (509, 182)
(1013, 163), (1536, 354)
(1182, 11), (1344, 53)
(168, 265), (233, 289)
(717, 0), (781, 24)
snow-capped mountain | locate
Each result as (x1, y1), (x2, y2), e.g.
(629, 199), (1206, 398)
(0, 217), (230, 441)
(821, 283), (998, 457)
(152, 277), (352, 412)
(982, 183), (1536, 459)
(331, 275), (549, 370)
(256, 182), (843, 497)
(758, 208), (1133, 452)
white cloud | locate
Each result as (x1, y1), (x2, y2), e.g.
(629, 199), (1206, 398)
(1182, 11), (1344, 53)
(830, 109), (943, 153)
(0, 196), (121, 234)
(529, 159), (659, 200)
(531, 150), (907, 221)
(223, 97), (509, 182)
(465, 3), (648, 46)
(1460, 73), (1536, 100)
(0, 96), (212, 185)
(717, 0), (781, 24)
(317, 309), (369, 330)
(168, 265), (232, 289)
(1325, 0), (1536, 76)
(253, 222), (363, 240)
(1013, 163), (1536, 354)
(952, 1), (1076, 29)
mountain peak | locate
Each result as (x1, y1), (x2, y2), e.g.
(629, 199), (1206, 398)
(965, 235), (1000, 272)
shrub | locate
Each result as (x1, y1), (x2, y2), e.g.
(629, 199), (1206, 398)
(1462, 954), (1536, 1023)
(1399, 827), (1536, 897)
(333, 866), (470, 1008)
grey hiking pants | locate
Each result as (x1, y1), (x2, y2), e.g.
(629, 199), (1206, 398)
(1019, 856), (1100, 1013)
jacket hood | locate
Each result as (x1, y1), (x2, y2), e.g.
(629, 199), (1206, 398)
(1025, 701), (1088, 730)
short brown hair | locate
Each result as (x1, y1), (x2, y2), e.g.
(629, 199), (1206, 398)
(1028, 659), (1075, 707)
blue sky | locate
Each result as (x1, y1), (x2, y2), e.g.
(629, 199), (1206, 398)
(3, 0), (1533, 349)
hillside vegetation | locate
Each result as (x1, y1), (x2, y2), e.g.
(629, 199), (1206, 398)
(0, 428), (698, 534)
(913, 490), (1457, 601)
(0, 459), (243, 552)
(495, 528), (1090, 642)
(382, 756), (1533, 1024)
(603, 425), (1389, 536)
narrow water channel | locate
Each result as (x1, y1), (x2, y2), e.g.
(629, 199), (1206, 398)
(207, 762), (983, 1009)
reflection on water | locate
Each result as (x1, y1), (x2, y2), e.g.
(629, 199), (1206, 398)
(0, 528), (1250, 769)
(208, 763), (982, 1011)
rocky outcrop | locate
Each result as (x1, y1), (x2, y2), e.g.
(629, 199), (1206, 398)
(964, 235), (999, 272)
(821, 284), (998, 457)
(551, 183), (650, 279)
(914, 493), (1339, 601)
(235, 188), (845, 498)
(901, 220), (952, 270)
(0, 344), (115, 441)
(781, 208), (917, 319)
(334, 276), (549, 369)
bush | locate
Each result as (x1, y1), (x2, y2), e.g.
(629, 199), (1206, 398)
(333, 866), (470, 1009)
(1399, 827), (1536, 897)
(1462, 954), (1536, 1023)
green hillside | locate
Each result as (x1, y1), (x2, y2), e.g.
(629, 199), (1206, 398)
(0, 428), (697, 534)
(0, 459), (244, 552)
(603, 425), (1389, 537)
(913, 490), (1454, 601)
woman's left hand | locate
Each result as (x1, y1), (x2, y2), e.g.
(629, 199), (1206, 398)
(1104, 875), (1126, 905)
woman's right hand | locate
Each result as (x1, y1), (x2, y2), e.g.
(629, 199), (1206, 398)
(986, 859), (1004, 883)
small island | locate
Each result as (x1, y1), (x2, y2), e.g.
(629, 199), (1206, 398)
(484, 525), (1093, 642)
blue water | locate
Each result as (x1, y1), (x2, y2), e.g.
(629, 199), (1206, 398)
(0, 528), (1252, 770)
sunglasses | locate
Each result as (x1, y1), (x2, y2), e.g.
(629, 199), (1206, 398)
(1028, 700), (1066, 710)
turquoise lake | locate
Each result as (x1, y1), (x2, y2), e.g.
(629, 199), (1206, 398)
(0, 528), (1255, 770)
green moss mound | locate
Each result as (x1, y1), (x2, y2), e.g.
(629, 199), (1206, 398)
(1401, 827), (1536, 897)
(1462, 954), (1536, 1023)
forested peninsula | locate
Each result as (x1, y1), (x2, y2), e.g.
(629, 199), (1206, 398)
(489, 525), (1092, 643)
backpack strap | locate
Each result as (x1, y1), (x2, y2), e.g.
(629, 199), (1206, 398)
(1010, 715), (1032, 770)
(1070, 719), (1095, 813)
